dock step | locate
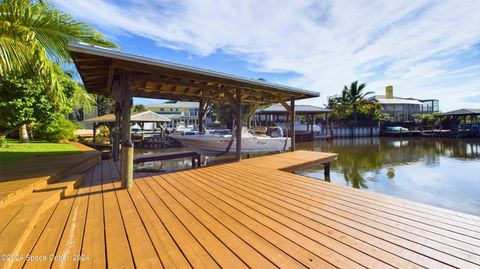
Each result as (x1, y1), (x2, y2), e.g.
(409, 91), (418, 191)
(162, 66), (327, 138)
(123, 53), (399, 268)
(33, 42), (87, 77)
(0, 150), (100, 210)
(0, 171), (88, 268)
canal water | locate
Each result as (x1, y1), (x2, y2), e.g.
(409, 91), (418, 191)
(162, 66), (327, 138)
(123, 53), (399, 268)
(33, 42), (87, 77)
(296, 137), (480, 216)
(134, 137), (480, 216)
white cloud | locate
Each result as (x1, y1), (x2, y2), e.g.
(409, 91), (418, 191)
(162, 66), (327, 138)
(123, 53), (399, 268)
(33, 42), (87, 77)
(52, 0), (480, 110)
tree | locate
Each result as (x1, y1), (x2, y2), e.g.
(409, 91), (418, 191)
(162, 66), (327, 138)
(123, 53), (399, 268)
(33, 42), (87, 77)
(342, 81), (373, 126)
(133, 104), (147, 112)
(412, 113), (439, 130)
(0, 0), (116, 141)
(0, 65), (94, 142)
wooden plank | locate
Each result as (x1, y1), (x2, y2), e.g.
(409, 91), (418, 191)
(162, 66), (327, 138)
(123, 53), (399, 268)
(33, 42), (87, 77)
(134, 177), (220, 268)
(238, 162), (480, 235)
(100, 160), (135, 268)
(198, 166), (478, 268)
(23, 190), (77, 269)
(141, 177), (248, 268)
(160, 172), (334, 268)
(105, 160), (163, 268)
(79, 164), (106, 269)
(126, 173), (192, 268)
(222, 165), (480, 253)
(133, 151), (200, 164)
(181, 170), (368, 269)
(152, 173), (279, 269)
(10, 205), (56, 269)
(51, 168), (94, 269)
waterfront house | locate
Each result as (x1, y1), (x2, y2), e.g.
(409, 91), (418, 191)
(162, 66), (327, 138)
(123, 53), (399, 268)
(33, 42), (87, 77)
(147, 101), (208, 128)
(369, 86), (439, 122)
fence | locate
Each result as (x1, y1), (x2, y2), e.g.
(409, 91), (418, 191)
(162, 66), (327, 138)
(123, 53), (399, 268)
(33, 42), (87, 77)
(319, 127), (380, 138)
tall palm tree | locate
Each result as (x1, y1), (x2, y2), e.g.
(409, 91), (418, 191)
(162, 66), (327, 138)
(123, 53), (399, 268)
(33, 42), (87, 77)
(0, 0), (116, 141)
(343, 81), (373, 126)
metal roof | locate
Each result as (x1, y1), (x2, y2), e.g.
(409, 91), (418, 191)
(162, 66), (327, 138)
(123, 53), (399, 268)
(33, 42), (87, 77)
(84, 110), (171, 123)
(375, 98), (424, 105)
(437, 108), (480, 116)
(256, 104), (332, 114)
(69, 43), (320, 103)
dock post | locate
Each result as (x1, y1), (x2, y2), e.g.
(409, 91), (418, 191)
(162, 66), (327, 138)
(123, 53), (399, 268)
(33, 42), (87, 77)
(120, 72), (134, 188)
(290, 98), (296, 151)
(235, 88), (242, 161)
(324, 162), (330, 177)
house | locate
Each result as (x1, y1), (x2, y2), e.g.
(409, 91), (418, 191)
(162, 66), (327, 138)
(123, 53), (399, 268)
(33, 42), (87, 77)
(147, 101), (203, 128)
(369, 86), (439, 122)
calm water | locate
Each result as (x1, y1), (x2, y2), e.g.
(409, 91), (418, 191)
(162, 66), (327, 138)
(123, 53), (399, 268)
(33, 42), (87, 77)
(297, 137), (480, 216)
(134, 137), (480, 216)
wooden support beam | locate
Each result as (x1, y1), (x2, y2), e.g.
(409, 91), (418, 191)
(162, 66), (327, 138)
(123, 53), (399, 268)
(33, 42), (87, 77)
(120, 72), (134, 188)
(92, 122), (97, 142)
(247, 103), (258, 129)
(280, 101), (292, 114)
(290, 98), (296, 152)
(199, 98), (205, 133)
(235, 88), (242, 161)
(113, 102), (121, 161)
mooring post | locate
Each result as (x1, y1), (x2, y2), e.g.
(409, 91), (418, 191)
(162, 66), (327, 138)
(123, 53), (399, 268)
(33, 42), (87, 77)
(324, 162), (331, 177)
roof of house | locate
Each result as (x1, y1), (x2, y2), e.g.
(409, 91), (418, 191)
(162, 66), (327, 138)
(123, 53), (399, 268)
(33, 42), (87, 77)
(374, 98), (424, 105)
(84, 110), (171, 123)
(437, 108), (480, 116)
(256, 104), (332, 114)
(69, 43), (319, 104)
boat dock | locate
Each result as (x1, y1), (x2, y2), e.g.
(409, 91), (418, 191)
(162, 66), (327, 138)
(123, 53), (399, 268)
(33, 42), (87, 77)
(1, 150), (480, 268)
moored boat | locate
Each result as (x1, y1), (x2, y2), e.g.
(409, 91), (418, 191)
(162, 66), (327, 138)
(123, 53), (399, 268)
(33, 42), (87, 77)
(169, 127), (291, 156)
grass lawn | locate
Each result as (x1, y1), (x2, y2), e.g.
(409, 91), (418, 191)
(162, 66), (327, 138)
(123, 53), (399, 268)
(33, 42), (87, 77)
(0, 139), (80, 166)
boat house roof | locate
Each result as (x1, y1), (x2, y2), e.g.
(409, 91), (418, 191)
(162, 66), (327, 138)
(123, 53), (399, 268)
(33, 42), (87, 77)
(69, 43), (319, 104)
(84, 110), (171, 123)
(256, 104), (332, 115)
(437, 108), (480, 117)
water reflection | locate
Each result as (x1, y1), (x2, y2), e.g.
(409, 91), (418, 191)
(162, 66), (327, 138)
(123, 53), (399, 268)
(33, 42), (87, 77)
(296, 137), (480, 216)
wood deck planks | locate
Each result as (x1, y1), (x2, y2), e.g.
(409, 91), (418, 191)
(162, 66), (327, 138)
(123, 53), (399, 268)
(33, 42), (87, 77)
(162, 171), (333, 269)
(205, 165), (477, 268)
(219, 165), (480, 254)
(142, 177), (249, 268)
(5, 150), (480, 269)
(105, 160), (163, 269)
(100, 159), (135, 269)
(79, 164), (106, 269)
(51, 168), (94, 269)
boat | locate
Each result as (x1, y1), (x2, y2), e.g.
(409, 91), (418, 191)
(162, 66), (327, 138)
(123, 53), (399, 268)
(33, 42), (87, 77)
(169, 126), (291, 156)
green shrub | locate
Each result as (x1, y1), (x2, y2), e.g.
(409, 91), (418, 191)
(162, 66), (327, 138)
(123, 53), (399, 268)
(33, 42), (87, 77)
(95, 125), (110, 143)
(35, 118), (79, 143)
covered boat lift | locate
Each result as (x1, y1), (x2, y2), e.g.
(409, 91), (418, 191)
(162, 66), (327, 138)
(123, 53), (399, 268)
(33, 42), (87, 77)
(84, 110), (170, 144)
(70, 43), (319, 188)
(255, 104), (332, 133)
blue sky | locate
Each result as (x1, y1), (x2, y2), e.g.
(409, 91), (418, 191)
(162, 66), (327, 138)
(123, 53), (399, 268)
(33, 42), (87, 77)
(52, 0), (480, 111)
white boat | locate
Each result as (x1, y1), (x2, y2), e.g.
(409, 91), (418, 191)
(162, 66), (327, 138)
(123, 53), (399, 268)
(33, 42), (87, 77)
(169, 127), (291, 156)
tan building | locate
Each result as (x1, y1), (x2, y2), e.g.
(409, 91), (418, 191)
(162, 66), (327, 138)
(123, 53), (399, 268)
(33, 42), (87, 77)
(147, 101), (201, 128)
(369, 86), (439, 122)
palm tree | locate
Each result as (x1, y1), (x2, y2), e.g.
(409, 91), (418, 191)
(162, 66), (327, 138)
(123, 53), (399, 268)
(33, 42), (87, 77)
(0, 0), (116, 141)
(0, 0), (116, 98)
(343, 81), (373, 126)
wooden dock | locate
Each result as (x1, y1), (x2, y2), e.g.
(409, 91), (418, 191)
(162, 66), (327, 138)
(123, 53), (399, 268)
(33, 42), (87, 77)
(1, 150), (480, 268)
